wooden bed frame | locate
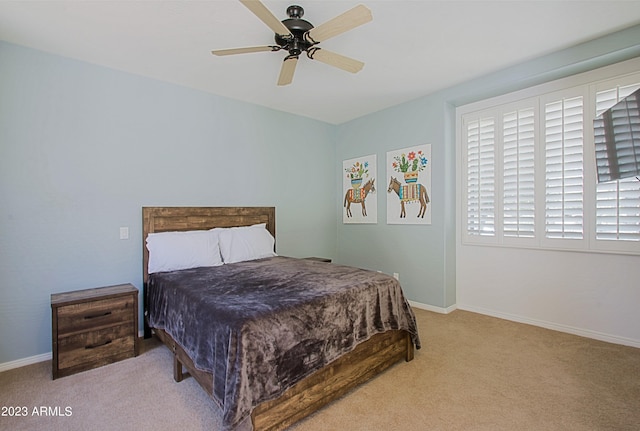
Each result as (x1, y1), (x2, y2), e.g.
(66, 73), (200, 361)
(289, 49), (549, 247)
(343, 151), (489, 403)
(142, 206), (414, 431)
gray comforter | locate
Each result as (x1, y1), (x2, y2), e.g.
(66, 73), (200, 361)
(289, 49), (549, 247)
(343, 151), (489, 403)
(147, 256), (420, 430)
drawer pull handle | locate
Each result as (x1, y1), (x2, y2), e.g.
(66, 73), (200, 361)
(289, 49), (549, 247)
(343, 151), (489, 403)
(84, 311), (112, 319)
(85, 340), (112, 349)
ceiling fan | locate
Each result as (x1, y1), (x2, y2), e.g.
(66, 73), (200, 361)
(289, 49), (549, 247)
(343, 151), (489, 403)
(212, 0), (373, 86)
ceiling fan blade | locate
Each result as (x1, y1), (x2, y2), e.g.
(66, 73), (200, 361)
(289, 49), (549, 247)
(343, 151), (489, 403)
(277, 56), (298, 86)
(305, 4), (372, 44)
(239, 0), (292, 37)
(212, 46), (279, 56)
(307, 48), (364, 74)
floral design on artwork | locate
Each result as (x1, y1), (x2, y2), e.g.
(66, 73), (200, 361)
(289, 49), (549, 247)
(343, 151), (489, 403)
(344, 161), (369, 180)
(392, 150), (428, 173)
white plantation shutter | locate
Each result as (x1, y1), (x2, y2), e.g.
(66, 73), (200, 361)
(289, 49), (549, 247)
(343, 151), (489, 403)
(595, 84), (640, 242)
(595, 179), (640, 241)
(459, 62), (640, 255)
(544, 96), (584, 239)
(503, 108), (535, 237)
(465, 116), (496, 236)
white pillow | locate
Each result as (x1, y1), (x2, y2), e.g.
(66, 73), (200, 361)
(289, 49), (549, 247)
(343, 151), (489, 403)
(218, 223), (276, 264)
(146, 230), (222, 274)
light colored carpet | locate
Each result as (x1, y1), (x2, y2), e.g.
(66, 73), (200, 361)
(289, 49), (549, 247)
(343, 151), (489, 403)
(1, 309), (639, 431)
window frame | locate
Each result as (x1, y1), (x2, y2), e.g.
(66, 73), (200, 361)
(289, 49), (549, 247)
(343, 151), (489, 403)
(456, 57), (640, 256)
(539, 85), (589, 252)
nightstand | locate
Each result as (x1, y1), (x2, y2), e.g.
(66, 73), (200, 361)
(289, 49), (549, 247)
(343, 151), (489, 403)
(51, 283), (139, 379)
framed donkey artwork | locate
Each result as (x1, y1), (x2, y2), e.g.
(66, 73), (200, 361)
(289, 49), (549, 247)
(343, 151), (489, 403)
(386, 144), (432, 225)
(342, 154), (377, 224)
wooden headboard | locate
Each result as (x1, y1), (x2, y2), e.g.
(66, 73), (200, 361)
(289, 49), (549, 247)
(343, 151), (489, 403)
(141, 206), (275, 338)
(142, 206), (276, 284)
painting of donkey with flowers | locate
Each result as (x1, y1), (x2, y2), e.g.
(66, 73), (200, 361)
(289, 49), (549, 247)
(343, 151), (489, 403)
(386, 145), (431, 225)
(342, 154), (377, 224)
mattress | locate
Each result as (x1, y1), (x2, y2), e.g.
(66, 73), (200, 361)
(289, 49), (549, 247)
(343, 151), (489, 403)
(147, 256), (420, 430)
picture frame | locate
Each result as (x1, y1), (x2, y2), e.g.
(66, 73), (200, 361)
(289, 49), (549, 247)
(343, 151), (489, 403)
(386, 145), (432, 225)
(342, 154), (377, 224)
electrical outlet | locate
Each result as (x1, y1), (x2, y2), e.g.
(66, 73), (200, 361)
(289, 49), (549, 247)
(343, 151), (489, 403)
(393, 272), (399, 280)
(119, 227), (129, 240)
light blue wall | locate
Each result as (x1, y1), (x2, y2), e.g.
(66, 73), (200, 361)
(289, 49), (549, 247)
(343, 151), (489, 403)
(3, 23), (640, 365)
(0, 41), (336, 364)
(334, 96), (456, 308)
(335, 24), (640, 309)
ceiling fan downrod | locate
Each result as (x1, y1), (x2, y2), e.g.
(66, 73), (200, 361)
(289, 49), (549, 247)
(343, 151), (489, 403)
(275, 5), (315, 57)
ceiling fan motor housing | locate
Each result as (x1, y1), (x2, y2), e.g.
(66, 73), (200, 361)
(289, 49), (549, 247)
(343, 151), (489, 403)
(275, 5), (314, 56)
(213, 1), (372, 85)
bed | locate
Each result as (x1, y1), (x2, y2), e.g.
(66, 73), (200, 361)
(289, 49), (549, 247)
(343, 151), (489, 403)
(142, 206), (420, 431)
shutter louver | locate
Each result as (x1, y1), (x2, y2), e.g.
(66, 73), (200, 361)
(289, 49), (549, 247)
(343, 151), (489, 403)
(466, 117), (496, 236)
(544, 97), (584, 239)
(503, 109), (535, 237)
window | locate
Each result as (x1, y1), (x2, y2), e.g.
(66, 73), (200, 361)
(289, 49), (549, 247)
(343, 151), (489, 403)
(465, 116), (495, 237)
(458, 60), (640, 255)
(544, 96), (584, 240)
(503, 108), (536, 238)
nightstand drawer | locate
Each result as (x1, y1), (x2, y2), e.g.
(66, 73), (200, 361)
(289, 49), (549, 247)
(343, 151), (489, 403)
(56, 296), (135, 336)
(51, 283), (139, 379)
(58, 323), (135, 370)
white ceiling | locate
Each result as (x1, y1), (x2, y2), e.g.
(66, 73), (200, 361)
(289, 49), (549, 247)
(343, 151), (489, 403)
(1, 0), (640, 124)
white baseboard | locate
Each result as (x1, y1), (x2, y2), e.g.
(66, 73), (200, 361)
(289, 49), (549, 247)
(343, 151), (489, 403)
(0, 352), (51, 373)
(409, 300), (457, 314)
(457, 303), (640, 349)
